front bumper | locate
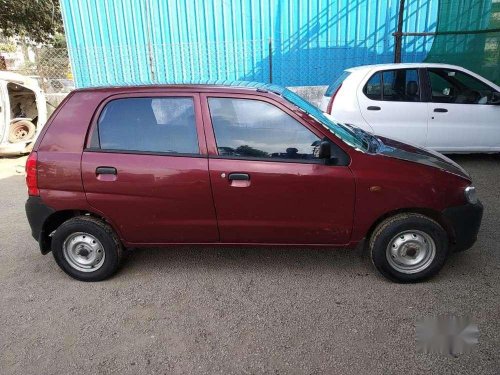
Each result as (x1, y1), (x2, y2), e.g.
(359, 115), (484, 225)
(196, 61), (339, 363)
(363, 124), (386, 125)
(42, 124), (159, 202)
(442, 201), (483, 252)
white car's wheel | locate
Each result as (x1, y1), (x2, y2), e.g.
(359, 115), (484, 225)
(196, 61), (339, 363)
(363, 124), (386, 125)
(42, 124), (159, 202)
(8, 120), (36, 143)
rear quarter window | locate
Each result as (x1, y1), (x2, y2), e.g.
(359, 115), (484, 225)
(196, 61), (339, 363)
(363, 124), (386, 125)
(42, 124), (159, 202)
(325, 71), (351, 97)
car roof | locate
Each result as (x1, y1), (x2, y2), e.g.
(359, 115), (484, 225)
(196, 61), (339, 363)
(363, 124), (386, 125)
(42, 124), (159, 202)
(73, 80), (288, 95)
(0, 70), (42, 90)
(345, 63), (469, 72)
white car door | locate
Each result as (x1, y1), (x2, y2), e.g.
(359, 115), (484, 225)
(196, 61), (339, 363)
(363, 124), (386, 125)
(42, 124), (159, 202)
(425, 67), (500, 152)
(357, 68), (428, 146)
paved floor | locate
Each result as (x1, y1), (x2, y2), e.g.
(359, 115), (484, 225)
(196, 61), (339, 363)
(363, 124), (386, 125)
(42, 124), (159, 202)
(0, 154), (499, 374)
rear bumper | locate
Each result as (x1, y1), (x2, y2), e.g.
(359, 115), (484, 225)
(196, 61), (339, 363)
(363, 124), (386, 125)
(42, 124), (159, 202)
(25, 196), (54, 254)
(442, 201), (483, 252)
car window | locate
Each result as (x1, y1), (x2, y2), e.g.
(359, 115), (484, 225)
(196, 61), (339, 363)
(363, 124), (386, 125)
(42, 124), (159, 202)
(97, 97), (199, 154)
(325, 71), (351, 97)
(208, 98), (322, 161)
(364, 69), (420, 102)
(428, 68), (496, 104)
(382, 69), (420, 101)
(364, 72), (382, 100)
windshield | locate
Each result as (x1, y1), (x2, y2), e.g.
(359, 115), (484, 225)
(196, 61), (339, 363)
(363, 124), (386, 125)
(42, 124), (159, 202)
(280, 88), (367, 151)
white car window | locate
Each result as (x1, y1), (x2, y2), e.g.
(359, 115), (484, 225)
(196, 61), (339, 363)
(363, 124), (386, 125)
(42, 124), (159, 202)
(363, 69), (420, 102)
(325, 71), (351, 97)
(428, 68), (497, 105)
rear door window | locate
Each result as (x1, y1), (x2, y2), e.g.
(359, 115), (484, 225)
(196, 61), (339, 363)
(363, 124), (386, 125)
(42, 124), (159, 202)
(96, 97), (199, 154)
(364, 69), (421, 102)
(325, 71), (351, 97)
(208, 98), (322, 162)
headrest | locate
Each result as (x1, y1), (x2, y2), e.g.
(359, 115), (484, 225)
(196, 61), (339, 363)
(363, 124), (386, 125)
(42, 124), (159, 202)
(407, 81), (418, 96)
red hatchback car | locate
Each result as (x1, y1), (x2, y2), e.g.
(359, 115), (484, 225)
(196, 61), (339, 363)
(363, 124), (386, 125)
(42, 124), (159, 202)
(25, 82), (482, 282)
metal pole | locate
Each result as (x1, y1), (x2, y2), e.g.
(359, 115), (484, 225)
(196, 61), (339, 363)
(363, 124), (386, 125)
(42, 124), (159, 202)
(145, 0), (155, 83)
(394, 0), (405, 63)
(394, 28), (500, 37)
(268, 38), (273, 84)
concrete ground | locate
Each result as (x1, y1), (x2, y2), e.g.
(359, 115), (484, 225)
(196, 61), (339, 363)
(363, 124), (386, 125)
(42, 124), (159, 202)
(0, 154), (498, 375)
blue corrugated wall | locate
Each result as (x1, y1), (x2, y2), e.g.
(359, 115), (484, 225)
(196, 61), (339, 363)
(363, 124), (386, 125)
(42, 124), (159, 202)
(60, 0), (438, 87)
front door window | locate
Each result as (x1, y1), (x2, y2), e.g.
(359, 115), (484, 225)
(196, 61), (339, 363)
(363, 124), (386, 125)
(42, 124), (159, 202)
(208, 97), (322, 161)
(428, 68), (496, 104)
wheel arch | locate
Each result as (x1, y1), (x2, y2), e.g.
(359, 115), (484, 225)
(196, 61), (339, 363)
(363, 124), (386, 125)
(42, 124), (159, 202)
(40, 209), (122, 254)
(364, 207), (455, 248)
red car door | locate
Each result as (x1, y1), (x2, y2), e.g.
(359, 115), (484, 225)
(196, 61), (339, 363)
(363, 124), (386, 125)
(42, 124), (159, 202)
(81, 92), (218, 245)
(201, 93), (355, 245)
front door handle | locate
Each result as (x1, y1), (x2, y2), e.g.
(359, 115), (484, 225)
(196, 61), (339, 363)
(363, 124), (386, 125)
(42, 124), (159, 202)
(96, 166), (117, 175)
(434, 108), (448, 113)
(367, 106), (381, 111)
(228, 173), (250, 181)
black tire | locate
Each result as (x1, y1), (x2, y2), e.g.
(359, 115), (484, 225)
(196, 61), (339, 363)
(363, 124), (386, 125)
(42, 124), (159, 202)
(369, 213), (449, 283)
(51, 216), (123, 281)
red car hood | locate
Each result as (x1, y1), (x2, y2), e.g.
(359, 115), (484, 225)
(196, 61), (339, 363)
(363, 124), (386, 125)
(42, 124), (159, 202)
(376, 136), (470, 181)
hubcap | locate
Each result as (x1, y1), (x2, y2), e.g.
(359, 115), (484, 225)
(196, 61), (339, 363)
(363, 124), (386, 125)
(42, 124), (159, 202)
(15, 128), (28, 139)
(63, 232), (105, 272)
(386, 230), (436, 274)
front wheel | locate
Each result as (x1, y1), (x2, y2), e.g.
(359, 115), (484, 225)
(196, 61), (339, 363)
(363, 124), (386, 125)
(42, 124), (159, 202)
(369, 213), (449, 283)
(52, 216), (123, 281)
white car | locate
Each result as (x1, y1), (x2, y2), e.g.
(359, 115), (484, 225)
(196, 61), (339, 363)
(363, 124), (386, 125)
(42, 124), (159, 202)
(0, 71), (48, 155)
(319, 63), (500, 153)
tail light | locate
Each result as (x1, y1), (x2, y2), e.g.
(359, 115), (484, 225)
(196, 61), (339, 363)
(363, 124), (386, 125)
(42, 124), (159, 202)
(326, 83), (342, 114)
(26, 152), (39, 196)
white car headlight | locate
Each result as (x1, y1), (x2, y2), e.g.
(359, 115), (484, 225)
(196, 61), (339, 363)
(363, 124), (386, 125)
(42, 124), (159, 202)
(465, 186), (478, 204)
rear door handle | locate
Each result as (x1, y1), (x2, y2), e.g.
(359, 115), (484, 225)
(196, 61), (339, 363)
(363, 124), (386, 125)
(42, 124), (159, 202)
(367, 106), (381, 111)
(96, 166), (117, 175)
(228, 173), (250, 181)
(434, 108), (448, 113)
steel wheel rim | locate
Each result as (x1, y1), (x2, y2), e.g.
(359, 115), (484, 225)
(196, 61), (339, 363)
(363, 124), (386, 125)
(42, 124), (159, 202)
(386, 230), (436, 274)
(12, 124), (28, 140)
(63, 232), (105, 272)
(15, 128), (28, 139)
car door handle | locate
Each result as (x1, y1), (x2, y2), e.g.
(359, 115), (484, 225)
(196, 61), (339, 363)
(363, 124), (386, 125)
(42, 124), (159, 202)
(96, 166), (117, 175)
(367, 106), (381, 111)
(228, 173), (250, 181)
(434, 108), (448, 113)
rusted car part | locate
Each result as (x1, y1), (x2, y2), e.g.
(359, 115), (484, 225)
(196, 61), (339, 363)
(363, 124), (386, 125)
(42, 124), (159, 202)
(9, 118), (36, 143)
(0, 71), (48, 155)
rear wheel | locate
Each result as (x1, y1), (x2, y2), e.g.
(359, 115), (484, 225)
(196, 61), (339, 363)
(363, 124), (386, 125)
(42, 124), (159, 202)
(52, 216), (123, 281)
(369, 213), (448, 282)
